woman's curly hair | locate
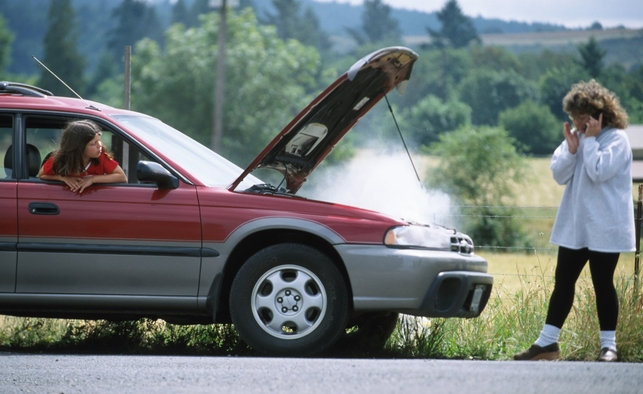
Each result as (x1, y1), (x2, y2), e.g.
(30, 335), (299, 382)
(562, 79), (629, 130)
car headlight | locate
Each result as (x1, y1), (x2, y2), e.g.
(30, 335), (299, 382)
(384, 225), (453, 250)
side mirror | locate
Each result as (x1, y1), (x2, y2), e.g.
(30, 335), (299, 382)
(136, 161), (179, 189)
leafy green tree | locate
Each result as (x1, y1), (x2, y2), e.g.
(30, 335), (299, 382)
(498, 101), (560, 155)
(516, 50), (577, 81)
(131, 9), (321, 166)
(347, 0), (401, 45)
(262, 0), (330, 51)
(0, 15), (14, 77)
(458, 69), (539, 126)
(588, 21), (603, 30)
(577, 36), (606, 78)
(427, 125), (525, 205)
(599, 63), (643, 124)
(186, 0), (212, 28)
(38, 0), (86, 96)
(107, 0), (164, 62)
(426, 125), (529, 248)
(86, 50), (119, 98)
(539, 65), (590, 121)
(400, 94), (471, 147)
(171, 0), (191, 26)
(470, 46), (521, 73)
(428, 0), (479, 49)
(398, 47), (472, 104)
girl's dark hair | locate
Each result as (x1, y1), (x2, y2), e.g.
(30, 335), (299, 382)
(562, 79), (629, 129)
(52, 120), (109, 176)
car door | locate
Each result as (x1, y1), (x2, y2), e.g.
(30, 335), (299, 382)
(15, 115), (203, 307)
(0, 114), (17, 293)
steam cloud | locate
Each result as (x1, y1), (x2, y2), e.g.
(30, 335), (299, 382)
(302, 150), (453, 226)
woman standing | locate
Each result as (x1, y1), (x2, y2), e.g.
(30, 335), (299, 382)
(38, 119), (127, 192)
(514, 80), (634, 362)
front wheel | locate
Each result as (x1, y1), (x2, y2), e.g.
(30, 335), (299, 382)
(229, 243), (349, 356)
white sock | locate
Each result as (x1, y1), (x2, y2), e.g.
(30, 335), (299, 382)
(600, 330), (617, 351)
(534, 324), (561, 347)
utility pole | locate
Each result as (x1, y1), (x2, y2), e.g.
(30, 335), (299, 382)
(210, 0), (238, 152)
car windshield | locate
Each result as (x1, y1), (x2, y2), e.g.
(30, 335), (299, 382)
(111, 114), (262, 189)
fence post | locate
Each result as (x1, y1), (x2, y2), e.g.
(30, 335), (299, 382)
(635, 184), (642, 295)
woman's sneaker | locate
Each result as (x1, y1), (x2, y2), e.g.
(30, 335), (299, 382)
(514, 343), (560, 361)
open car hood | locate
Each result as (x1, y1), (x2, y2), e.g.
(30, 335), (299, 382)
(229, 46), (419, 194)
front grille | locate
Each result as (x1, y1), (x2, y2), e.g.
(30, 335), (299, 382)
(450, 235), (474, 254)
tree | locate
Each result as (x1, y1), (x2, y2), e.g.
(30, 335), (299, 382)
(107, 0), (164, 62)
(86, 50), (119, 98)
(426, 125), (529, 248)
(347, 0), (401, 45)
(131, 9), (321, 166)
(516, 50), (577, 81)
(498, 101), (560, 155)
(397, 47), (472, 103)
(577, 36), (606, 78)
(400, 94), (471, 148)
(187, 0), (212, 27)
(539, 66), (590, 121)
(470, 46), (521, 74)
(458, 69), (539, 126)
(262, 0), (330, 50)
(0, 15), (14, 77)
(171, 0), (191, 26)
(38, 0), (86, 96)
(428, 0), (479, 49)
(588, 21), (603, 30)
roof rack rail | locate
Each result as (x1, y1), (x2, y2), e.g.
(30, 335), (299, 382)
(0, 81), (53, 97)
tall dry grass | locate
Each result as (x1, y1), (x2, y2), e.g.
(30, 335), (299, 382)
(388, 252), (643, 361)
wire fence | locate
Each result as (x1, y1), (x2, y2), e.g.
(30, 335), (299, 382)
(444, 196), (642, 290)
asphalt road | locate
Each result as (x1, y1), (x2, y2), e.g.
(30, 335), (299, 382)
(1, 353), (641, 394)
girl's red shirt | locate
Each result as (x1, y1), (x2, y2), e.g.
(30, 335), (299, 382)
(41, 152), (119, 177)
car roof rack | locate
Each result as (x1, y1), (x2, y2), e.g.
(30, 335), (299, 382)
(0, 81), (53, 97)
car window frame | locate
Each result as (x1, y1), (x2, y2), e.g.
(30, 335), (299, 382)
(11, 111), (176, 187)
(0, 113), (16, 181)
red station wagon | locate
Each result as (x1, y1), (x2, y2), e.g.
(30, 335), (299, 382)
(0, 47), (492, 356)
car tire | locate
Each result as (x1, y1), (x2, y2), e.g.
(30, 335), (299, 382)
(229, 243), (349, 356)
(334, 312), (399, 354)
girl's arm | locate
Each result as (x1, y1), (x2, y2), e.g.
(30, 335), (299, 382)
(39, 168), (84, 190)
(77, 165), (127, 193)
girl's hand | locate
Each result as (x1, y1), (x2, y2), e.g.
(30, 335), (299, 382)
(63, 176), (88, 193)
(563, 121), (579, 154)
(77, 176), (94, 193)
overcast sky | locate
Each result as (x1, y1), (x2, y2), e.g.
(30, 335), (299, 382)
(314, 0), (643, 29)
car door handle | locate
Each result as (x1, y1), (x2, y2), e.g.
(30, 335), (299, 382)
(28, 202), (60, 215)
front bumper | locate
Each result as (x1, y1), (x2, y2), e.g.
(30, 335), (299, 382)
(336, 244), (493, 318)
(419, 271), (493, 318)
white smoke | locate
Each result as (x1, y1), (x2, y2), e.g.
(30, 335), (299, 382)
(300, 149), (453, 226)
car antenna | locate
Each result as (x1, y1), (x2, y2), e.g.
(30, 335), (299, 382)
(384, 94), (423, 188)
(31, 55), (100, 111)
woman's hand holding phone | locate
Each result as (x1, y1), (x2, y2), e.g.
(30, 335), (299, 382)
(563, 121), (579, 154)
(584, 113), (603, 137)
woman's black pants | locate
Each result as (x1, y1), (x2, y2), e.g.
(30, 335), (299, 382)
(545, 246), (620, 331)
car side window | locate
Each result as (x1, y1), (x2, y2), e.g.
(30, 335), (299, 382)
(0, 115), (13, 180)
(25, 116), (153, 185)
